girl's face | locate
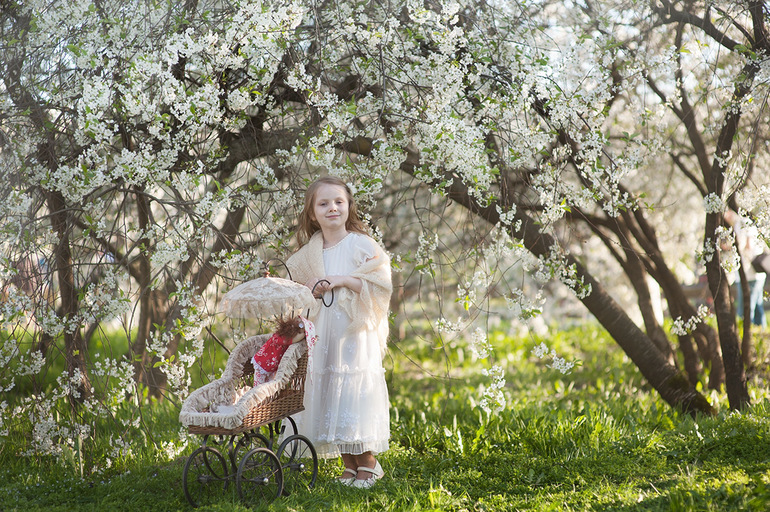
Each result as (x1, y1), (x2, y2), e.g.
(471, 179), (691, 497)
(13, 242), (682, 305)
(311, 183), (350, 233)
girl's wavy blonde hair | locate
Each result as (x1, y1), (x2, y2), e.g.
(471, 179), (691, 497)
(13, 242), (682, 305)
(296, 176), (368, 246)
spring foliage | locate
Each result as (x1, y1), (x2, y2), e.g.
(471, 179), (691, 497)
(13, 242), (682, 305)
(1, 0), (769, 465)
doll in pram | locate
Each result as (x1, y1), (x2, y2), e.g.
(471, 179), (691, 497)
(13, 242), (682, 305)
(178, 268), (325, 508)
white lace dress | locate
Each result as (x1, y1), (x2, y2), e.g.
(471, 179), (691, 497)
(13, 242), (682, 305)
(294, 233), (390, 458)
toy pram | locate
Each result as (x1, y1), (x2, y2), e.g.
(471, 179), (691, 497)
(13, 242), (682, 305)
(179, 266), (328, 508)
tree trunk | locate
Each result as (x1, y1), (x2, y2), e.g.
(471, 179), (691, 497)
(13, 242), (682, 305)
(511, 211), (712, 414)
(47, 190), (92, 406)
(705, 214), (749, 410)
(678, 334), (701, 386)
(620, 253), (675, 364)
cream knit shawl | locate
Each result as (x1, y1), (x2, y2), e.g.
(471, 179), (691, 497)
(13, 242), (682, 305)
(286, 231), (392, 356)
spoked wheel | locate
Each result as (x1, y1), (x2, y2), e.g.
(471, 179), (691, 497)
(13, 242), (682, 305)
(276, 434), (318, 496)
(183, 446), (229, 508)
(231, 431), (271, 473)
(236, 447), (284, 504)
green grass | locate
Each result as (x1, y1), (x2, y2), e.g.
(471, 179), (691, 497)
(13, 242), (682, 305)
(2, 323), (770, 511)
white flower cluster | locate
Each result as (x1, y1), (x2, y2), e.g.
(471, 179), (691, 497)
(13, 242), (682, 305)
(82, 268), (131, 322)
(506, 289), (545, 321)
(479, 365), (507, 414)
(698, 237), (717, 264)
(108, 435), (134, 462)
(90, 357), (136, 412)
(0, 401), (7, 437)
(13, 349), (46, 377)
(416, 232), (439, 275)
(436, 317), (462, 334)
(495, 204), (518, 228)
(141, 283), (206, 400)
(195, 189), (233, 222)
(541, 246), (592, 299)
(714, 149), (733, 172)
(467, 327), (491, 359)
(737, 187), (770, 248)
(150, 233), (191, 269)
(532, 342), (575, 375)
(457, 269), (491, 311)
(703, 193), (725, 214)
(671, 304), (711, 336)
(17, 367), (94, 456)
(0, 338), (20, 376)
(715, 226), (740, 274)
(211, 251), (264, 281)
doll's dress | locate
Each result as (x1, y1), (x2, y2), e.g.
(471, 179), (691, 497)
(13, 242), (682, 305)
(252, 333), (292, 385)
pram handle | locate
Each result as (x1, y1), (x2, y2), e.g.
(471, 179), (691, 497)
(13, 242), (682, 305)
(311, 279), (334, 308)
(261, 258), (293, 281)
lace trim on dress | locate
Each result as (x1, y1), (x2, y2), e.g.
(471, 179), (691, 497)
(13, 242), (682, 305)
(322, 232), (353, 252)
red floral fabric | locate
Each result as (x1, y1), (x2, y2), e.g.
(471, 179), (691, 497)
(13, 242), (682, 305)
(252, 333), (292, 374)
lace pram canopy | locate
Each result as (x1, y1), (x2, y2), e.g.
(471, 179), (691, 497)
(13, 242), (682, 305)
(179, 334), (306, 431)
(220, 276), (315, 319)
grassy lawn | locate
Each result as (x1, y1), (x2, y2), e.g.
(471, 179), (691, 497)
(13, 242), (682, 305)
(2, 323), (770, 511)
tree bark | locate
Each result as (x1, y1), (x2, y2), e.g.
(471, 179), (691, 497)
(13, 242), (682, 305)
(47, 190), (92, 406)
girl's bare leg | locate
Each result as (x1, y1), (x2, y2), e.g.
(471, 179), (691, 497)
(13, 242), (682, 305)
(340, 453), (357, 480)
(354, 451), (377, 480)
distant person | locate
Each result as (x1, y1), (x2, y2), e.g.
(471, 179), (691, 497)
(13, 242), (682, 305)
(725, 210), (766, 328)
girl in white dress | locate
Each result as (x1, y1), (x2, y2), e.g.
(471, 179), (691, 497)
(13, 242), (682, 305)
(286, 176), (392, 489)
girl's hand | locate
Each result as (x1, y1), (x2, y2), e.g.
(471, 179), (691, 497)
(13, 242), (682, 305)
(306, 278), (325, 298)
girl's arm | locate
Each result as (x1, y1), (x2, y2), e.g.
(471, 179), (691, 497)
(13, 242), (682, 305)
(308, 275), (362, 297)
(327, 275), (362, 293)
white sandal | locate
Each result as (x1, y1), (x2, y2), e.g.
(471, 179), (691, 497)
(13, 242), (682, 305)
(352, 460), (384, 489)
(338, 468), (357, 485)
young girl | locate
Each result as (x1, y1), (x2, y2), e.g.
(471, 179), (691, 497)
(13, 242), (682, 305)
(286, 176), (392, 489)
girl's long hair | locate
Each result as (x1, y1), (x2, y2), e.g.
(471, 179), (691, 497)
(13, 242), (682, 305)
(296, 176), (368, 246)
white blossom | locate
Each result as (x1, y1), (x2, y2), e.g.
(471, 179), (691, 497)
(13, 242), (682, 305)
(672, 304), (711, 336)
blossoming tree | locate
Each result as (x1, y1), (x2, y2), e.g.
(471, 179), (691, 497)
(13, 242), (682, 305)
(1, 0), (768, 461)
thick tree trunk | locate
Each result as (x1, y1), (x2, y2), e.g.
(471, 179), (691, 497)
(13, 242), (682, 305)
(576, 211), (676, 364)
(511, 212), (712, 414)
(621, 254), (675, 364)
(47, 190), (92, 406)
(705, 215), (750, 410)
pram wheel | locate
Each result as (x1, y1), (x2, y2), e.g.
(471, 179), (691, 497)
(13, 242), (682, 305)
(236, 447), (284, 503)
(183, 446), (229, 508)
(276, 434), (318, 495)
(231, 431), (271, 472)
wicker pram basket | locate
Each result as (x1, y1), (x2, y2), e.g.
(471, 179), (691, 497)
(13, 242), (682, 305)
(179, 334), (308, 436)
